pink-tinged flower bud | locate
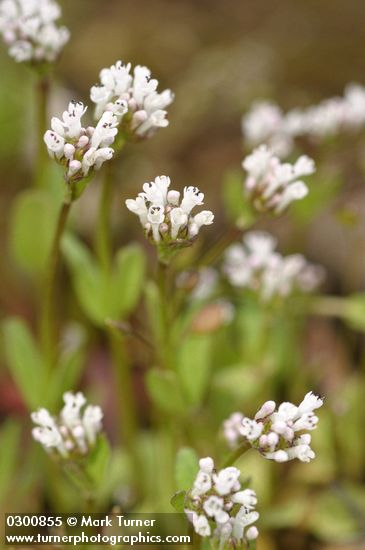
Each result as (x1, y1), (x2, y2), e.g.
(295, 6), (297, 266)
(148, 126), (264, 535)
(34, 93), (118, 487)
(255, 400), (276, 420)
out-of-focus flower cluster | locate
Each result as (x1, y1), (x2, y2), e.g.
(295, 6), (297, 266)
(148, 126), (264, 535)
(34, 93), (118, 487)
(242, 145), (315, 214)
(90, 60), (174, 139)
(44, 101), (118, 184)
(223, 231), (324, 301)
(0, 0), (69, 64)
(243, 83), (365, 156)
(223, 392), (323, 463)
(126, 176), (214, 250)
(31, 392), (103, 459)
(185, 457), (259, 545)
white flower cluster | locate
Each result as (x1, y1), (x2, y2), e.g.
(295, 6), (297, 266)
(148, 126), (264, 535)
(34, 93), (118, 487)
(0, 0), (69, 63)
(90, 60), (174, 138)
(242, 84), (365, 156)
(125, 176), (214, 247)
(185, 457), (259, 545)
(242, 145), (315, 214)
(31, 392), (103, 459)
(44, 101), (118, 183)
(223, 392), (323, 463)
(223, 231), (323, 301)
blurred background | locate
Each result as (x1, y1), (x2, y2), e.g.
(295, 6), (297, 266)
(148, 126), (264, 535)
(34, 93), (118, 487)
(1, 1), (365, 549)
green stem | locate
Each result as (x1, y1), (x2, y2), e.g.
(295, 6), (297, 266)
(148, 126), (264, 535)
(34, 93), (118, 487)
(95, 162), (114, 273)
(34, 74), (50, 187)
(199, 227), (242, 267)
(41, 198), (72, 369)
(221, 441), (250, 468)
(157, 260), (172, 369)
(108, 327), (141, 491)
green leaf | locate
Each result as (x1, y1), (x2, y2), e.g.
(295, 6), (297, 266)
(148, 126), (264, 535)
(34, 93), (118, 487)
(0, 420), (21, 505)
(64, 236), (146, 325)
(175, 447), (199, 491)
(344, 293), (365, 331)
(2, 317), (47, 409)
(62, 234), (107, 325)
(309, 487), (365, 542)
(222, 169), (256, 229)
(177, 334), (212, 407)
(146, 369), (185, 415)
(291, 172), (343, 225)
(9, 189), (59, 274)
(47, 324), (87, 408)
(85, 435), (111, 488)
(144, 282), (166, 348)
(111, 244), (146, 317)
(170, 490), (186, 512)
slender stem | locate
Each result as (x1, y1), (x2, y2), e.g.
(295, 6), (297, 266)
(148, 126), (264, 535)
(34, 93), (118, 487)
(157, 260), (172, 369)
(107, 327), (142, 493)
(199, 227), (242, 267)
(34, 74), (50, 187)
(95, 162), (114, 273)
(221, 441), (250, 468)
(41, 198), (72, 368)
(106, 319), (154, 350)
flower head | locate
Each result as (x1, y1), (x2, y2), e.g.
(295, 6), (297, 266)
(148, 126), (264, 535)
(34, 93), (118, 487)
(31, 391), (103, 459)
(242, 84), (365, 155)
(125, 176), (214, 258)
(185, 457), (259, 546)
(242, 145), (315, 214)
(223, 392), (323, 463)
(90, 60), (174, 139)
(0, 0), (69, 64)
(44, 101), (118, 187)
(223, 231), (324, 301)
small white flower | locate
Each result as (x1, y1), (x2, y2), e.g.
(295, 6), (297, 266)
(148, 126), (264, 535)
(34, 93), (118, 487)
(298, 391), (324, 415)
(255, 400), (276, 420)
(170, 208), (188, 239)
(193, 515), (211, 537)
(192, 471), (212, 496)
(189, 210), (214, 238)
(231, 489), (257, 509)
(213, 467), (241, 496)
(199, 457), (214, 473)
(246, 526), (259, 540)
(181, 186), (204, 215)
(125, 197), (148, 226)
(239, 418), (263, 441)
